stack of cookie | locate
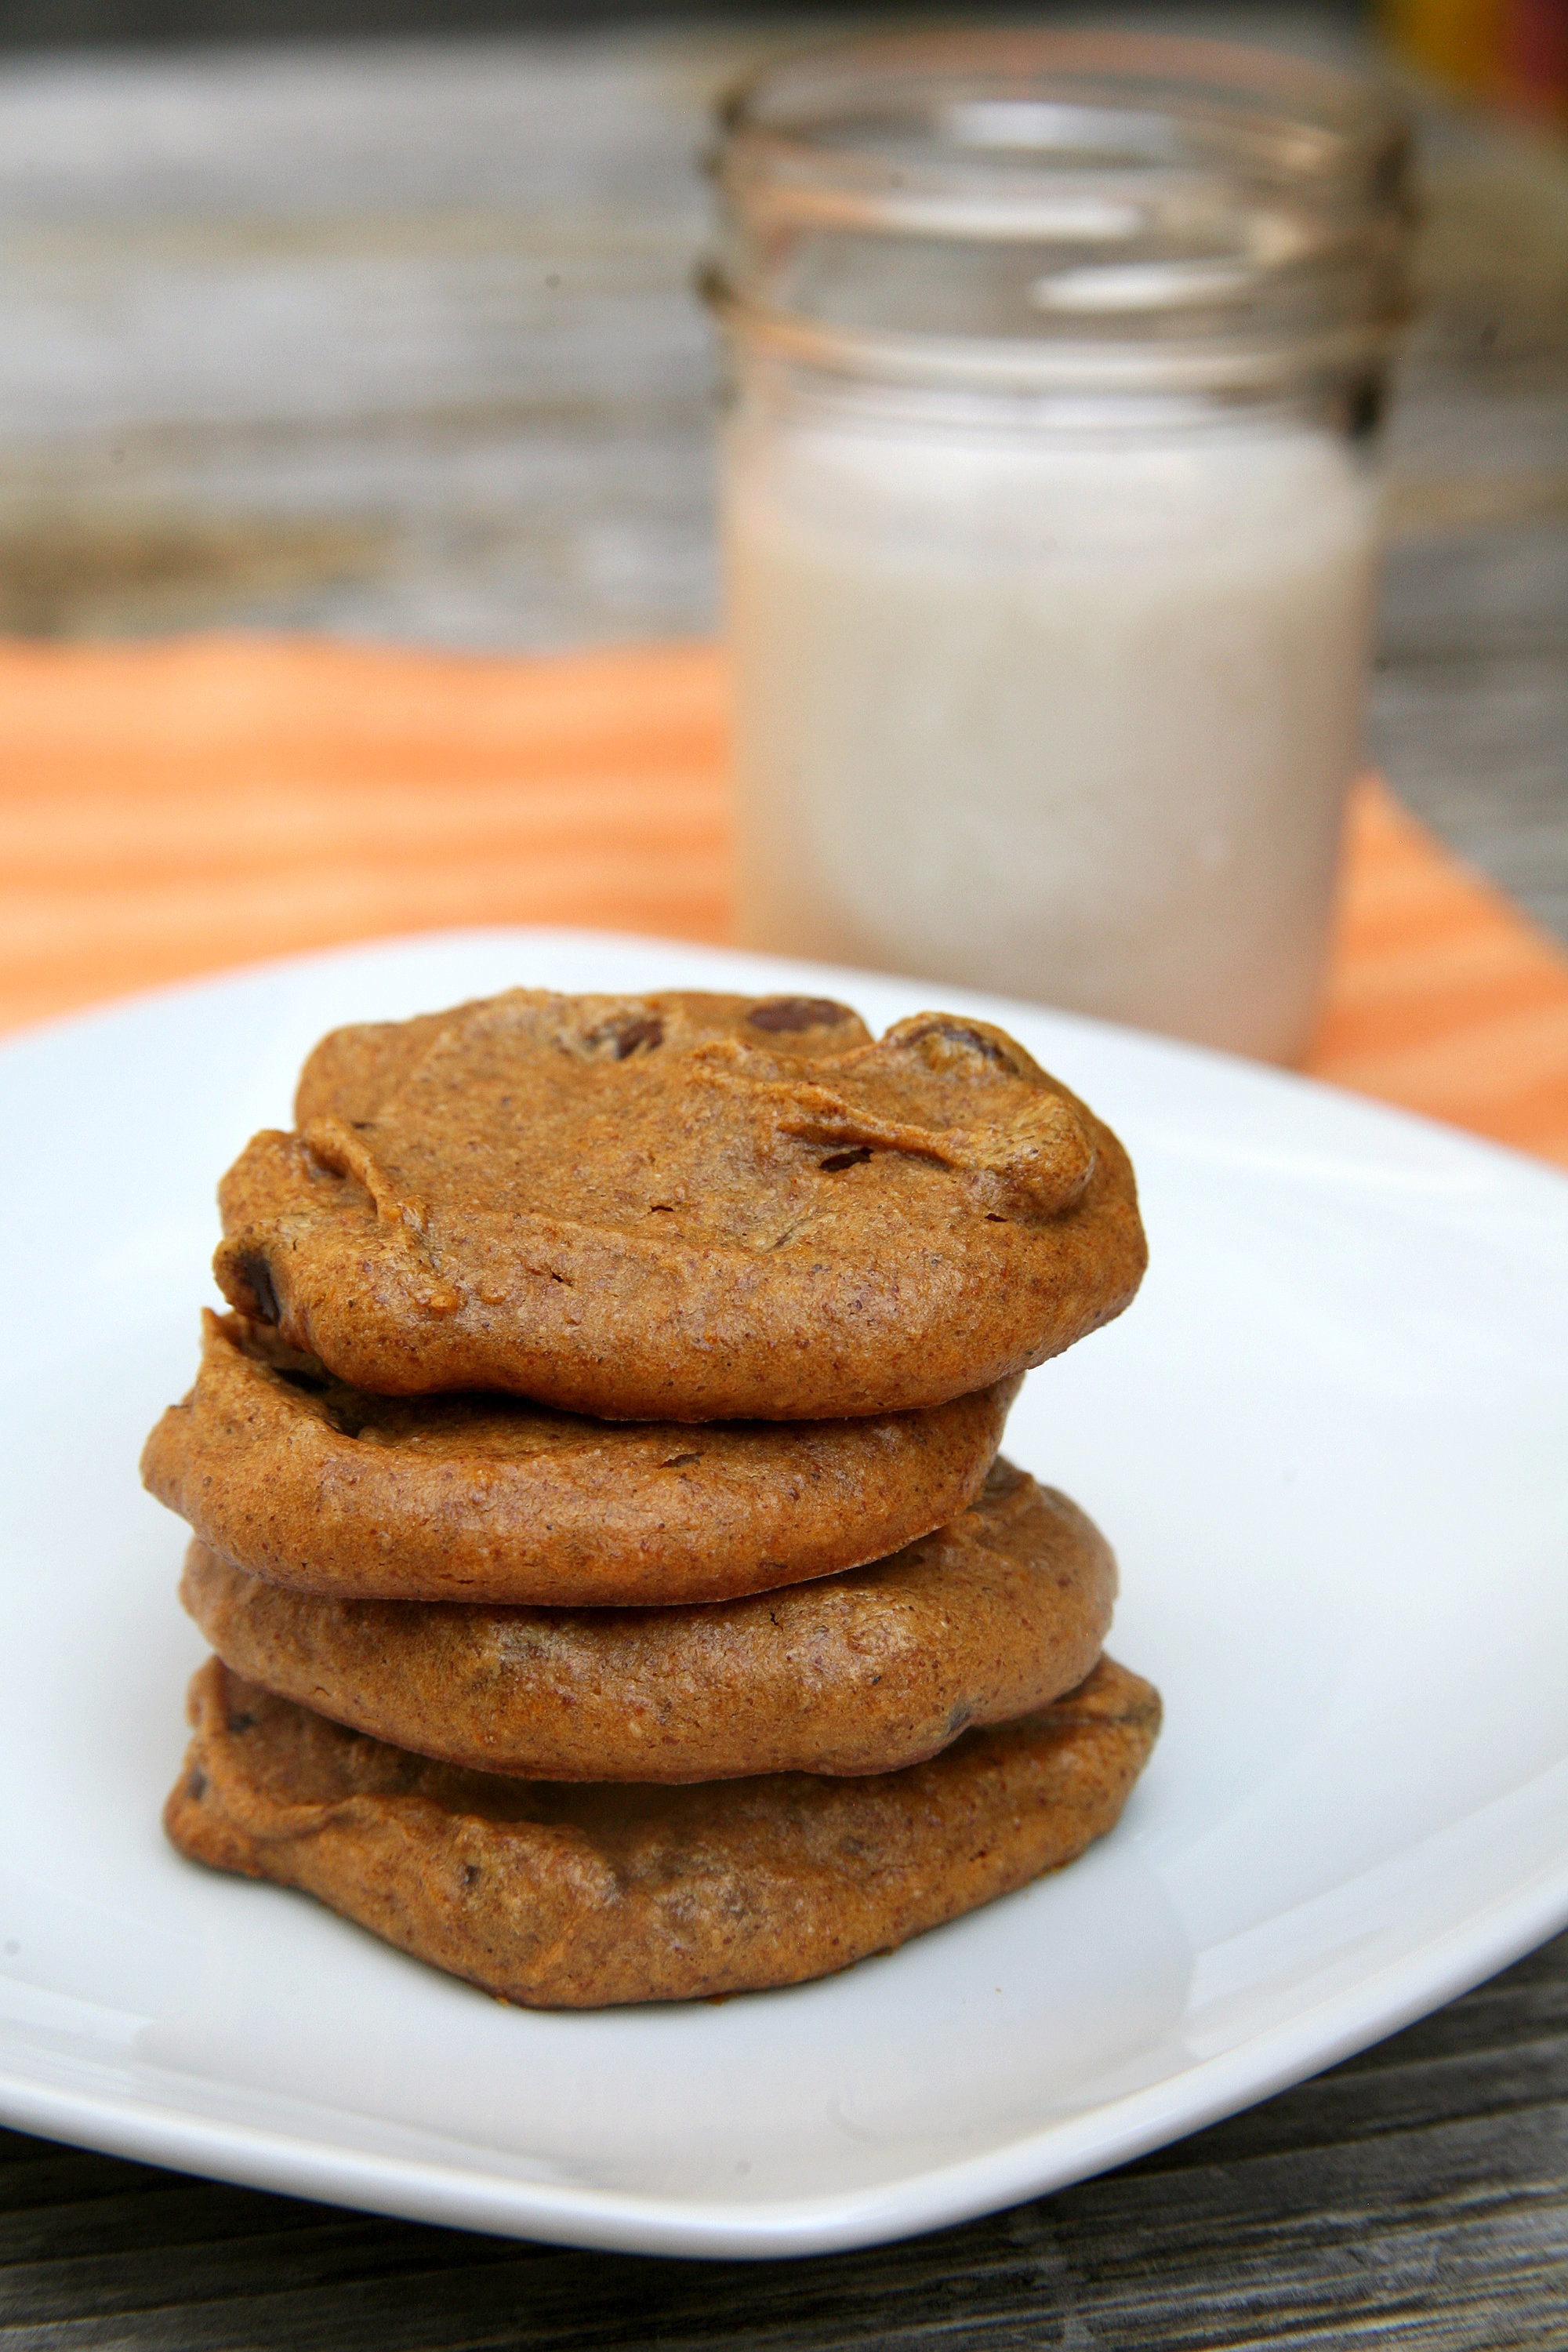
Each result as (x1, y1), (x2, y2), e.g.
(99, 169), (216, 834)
(143, 989), (1160, 2008)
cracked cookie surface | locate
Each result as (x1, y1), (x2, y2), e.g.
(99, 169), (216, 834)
(143, 1312), (1019, 1605)
(177, 1460), (1116, 1780)
(165, 1650), (1160, 2007)
(213, 989), (1147, 1418)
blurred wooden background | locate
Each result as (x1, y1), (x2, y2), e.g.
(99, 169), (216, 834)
(0, 12), (1563, 945)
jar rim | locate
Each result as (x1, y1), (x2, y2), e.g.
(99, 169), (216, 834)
(717, 28), (1408, 212)
(706, 27), (1414, 395)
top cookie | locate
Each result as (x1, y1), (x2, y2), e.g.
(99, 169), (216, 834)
(215, 989), (1146, 1420)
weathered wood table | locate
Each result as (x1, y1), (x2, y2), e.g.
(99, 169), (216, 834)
(1, 20), (1565, 2345)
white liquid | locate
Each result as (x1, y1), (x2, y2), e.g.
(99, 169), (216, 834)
(725, 401), (1381, 1062)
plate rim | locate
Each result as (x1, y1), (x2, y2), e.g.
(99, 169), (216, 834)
(2, 1853), (1566, 2259)
(2, 924), (1566, 2259)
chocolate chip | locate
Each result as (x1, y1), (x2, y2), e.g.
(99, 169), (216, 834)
(901, 1015), (1017, 1069)
(236, 1252), (279, 1326)
(954, 1028), (1007, 1063)
(227, 1711), (257, 1734)
(463, 1863), (481, 1889)
(748, 996), (852, 1033)
(187, 1767), (207, 1799)
(819, 1148), (873, 1172)
(572, 1011), (665, 1061)
(614, 1014), (663, 1058)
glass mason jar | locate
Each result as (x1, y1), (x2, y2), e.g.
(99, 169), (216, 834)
(704, 31), (1414, 1062)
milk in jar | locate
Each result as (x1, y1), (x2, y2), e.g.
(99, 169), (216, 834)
(707, 31), (1412, 1060)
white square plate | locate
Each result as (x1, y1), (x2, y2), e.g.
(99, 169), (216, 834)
(2, 929), (1566, 2259)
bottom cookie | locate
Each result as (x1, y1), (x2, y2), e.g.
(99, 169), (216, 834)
(166, 1654), (1161, 2008)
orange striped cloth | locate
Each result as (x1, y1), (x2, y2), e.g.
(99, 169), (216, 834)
(2, 633), (1565, 1167)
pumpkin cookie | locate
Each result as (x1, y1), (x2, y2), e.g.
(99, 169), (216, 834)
(213, 989), (1145, 1419)
(177, 1461), (1116, 1780)
(143, 1312), (1018, 1605)
(165, 1652), (1160, 2007)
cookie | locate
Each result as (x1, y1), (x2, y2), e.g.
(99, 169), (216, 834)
(165, 1653), (1160, 2007)
(213, 989), (1146, 1419)
(141, 1312), (1019, 1606)
(176, 1461), (1116, 1780)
